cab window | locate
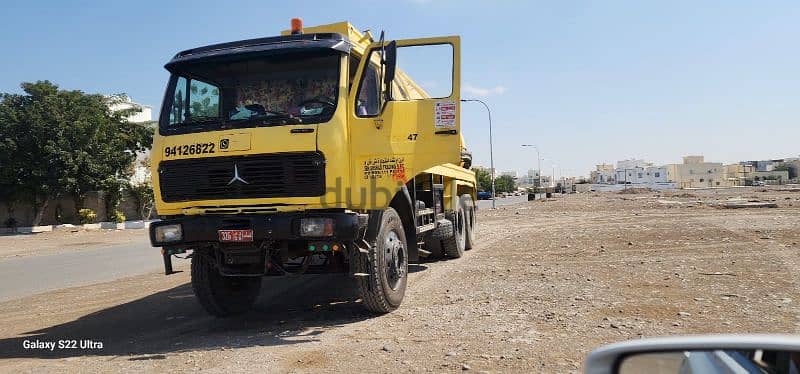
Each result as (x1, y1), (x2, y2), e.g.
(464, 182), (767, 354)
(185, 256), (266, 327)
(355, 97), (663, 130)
(356, 62), (382, 117)
(167, 76), (220, 125)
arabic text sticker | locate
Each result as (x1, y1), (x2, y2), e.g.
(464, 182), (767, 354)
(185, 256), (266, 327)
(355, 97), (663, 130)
(434, 101), (457, 129)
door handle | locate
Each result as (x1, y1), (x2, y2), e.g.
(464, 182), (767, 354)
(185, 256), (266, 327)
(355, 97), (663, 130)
(435, 129), (458, 135)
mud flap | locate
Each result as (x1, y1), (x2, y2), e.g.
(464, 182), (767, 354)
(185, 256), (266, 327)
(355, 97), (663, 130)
(162, 248), (174, 275)
(350, 210), (383, 291)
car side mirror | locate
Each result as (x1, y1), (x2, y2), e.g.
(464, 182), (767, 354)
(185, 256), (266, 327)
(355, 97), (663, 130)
(383, 40), (397, 101)
(584, 335), (800, 374)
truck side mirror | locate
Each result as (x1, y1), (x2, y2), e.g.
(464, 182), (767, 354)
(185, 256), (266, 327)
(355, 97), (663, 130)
(383, 40), (397, 101)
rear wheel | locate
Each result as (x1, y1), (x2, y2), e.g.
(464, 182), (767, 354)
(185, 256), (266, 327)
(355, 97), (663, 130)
(191, 250), (262, 317)
(356, 208), (408, 313)
(424, 219), (455, 260)
(442, 208), (466, 258)
(461, 195), (476, 250)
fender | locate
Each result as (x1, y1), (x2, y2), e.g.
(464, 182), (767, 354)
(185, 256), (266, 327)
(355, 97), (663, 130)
(363, 185), (419, 263)
(390, 184), (419, 263)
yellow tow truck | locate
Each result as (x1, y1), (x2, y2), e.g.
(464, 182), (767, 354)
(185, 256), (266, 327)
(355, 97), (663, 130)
(149, 19), (477, 316)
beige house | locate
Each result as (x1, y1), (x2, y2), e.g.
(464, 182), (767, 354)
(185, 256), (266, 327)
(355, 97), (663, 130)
(724, 163), (755, 186)
(590, 163), (615, 184)
(665, 156), (726, 188)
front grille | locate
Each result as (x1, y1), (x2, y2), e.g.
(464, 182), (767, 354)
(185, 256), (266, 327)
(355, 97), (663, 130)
(158, 152), (325, 202)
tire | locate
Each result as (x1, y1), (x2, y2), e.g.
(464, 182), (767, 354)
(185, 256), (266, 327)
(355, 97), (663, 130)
(356, 208), (409, 313)
(424, 219), (453, 259)
(461, 195), (476, 250)
(191, 251), (262, 317)
(442, 208), (466, 258)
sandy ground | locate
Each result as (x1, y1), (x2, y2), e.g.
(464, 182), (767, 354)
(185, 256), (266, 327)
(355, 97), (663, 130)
(0, 188), (798, 373)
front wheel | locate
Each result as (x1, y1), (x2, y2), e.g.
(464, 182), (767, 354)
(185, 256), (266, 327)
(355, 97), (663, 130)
(191, 250), (262, 317)
(355, 208), (408, 313)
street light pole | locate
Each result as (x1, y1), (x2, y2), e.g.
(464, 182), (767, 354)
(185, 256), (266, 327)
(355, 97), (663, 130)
(461, 99), (495, 209)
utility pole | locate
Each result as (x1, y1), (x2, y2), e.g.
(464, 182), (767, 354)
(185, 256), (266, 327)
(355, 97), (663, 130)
(462, 99), (495, 209)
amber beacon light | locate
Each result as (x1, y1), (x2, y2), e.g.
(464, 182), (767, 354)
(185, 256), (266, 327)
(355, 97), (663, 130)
(291, 18), (303, 34)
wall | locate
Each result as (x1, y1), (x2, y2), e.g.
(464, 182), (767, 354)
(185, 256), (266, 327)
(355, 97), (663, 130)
(752, 170), (789, 183)
(645, 166), (668, 183)
(0, 190), (146, 227)
(592, 170), (615, 184)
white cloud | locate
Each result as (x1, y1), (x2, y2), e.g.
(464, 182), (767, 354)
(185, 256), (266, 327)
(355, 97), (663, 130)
(463, 84), (507, 97)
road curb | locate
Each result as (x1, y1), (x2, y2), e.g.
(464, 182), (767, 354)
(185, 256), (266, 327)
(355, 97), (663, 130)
(1, 220), (159, 235)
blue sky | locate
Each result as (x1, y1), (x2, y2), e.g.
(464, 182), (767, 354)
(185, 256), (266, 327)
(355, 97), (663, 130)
(1, 0), (798, 177)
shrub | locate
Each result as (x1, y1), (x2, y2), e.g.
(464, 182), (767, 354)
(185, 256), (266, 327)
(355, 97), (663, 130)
(111, 210), (126, 223)
(78, 208), (97, 224)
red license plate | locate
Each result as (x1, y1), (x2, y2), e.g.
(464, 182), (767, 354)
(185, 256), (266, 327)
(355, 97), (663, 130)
(218, 229), (254, 242)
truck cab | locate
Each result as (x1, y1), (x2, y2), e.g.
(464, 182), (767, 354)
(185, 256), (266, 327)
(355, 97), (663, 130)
(149, 20), (477, 316)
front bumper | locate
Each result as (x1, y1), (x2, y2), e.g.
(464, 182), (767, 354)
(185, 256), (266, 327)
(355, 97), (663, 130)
(149, 212), (361, 247)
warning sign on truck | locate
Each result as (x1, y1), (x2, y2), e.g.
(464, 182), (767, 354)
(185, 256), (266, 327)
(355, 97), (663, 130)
(434, 101), (457, 129)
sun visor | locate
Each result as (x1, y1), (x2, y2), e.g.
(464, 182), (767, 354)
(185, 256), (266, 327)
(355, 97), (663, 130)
(165, 33), (350, 72)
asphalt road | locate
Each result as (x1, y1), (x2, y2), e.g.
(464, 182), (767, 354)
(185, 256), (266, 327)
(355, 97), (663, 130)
(476, 193), (528, 209)
(0, 237), (174, 302)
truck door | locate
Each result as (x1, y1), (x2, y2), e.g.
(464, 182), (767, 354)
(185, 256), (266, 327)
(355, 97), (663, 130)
(348, 36), (461, 209)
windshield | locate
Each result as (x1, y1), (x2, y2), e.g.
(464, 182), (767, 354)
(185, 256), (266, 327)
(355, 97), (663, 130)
(161, 51), (340, 133)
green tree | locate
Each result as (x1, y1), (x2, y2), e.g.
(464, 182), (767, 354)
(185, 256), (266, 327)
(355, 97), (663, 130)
(494, 175), (517, 193)
(0, 81), (153, 225)
(472, 167), (492, 192)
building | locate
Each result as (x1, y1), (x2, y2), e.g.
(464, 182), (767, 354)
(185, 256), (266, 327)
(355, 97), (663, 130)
(782, 158), (800, 180)
(723, 163), (755, 186)
(108, 97), (153, 123)
(752, 170), (789, 184)
(725, 160), (793, 185)
(644, 166), (668, 183)
(500, 170), (518, 178)
(517, 169), (546, 187)
(613, 166), (666, 184)
(591, 163), (615, 184)
(665, 155), (726, 188)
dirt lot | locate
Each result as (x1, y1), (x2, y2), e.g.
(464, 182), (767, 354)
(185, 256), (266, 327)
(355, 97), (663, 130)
(0, 188), (798, 373)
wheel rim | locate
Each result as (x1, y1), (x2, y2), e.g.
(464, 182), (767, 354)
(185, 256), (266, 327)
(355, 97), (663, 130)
(384, 230), (406, 290)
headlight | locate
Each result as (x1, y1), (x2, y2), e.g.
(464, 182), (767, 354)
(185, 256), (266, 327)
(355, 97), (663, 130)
(299, 218), (334, 237)
(154, 224), (183, 243)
